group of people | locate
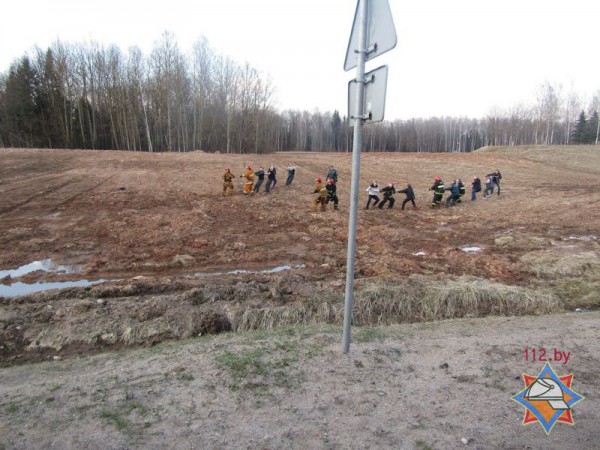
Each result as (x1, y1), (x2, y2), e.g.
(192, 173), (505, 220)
(223, 162), (503, 212)
(311, 165), (340, 211)
(365, 181), (416, 210)
(430, 170), (502, 207)
(222, 163), (297, 195)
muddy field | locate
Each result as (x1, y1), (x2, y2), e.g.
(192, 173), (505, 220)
(1, 146), (600, 365)
(1, 146), (600, 448)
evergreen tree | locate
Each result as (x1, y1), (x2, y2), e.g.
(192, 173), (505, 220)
(4, 57), (45, 147)
(571, 110), (588, 144)
(586, 111), (599, 144)
(331, 110), (342, 151)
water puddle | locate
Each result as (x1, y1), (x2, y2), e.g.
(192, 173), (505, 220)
(0, 279), (108, 298)
(0, 261), (306, 298)
(460, 246), (483, 254)
(567, 235), (597, 242)
(0, 259), (80, 279)
(191, 264), (306, 278)
(0, 259), (105, 298)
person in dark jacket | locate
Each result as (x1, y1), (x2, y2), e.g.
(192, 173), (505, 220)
(326, 165), (338, 185)
(398, 183), (416, 210)
(378, 183), (396, 209)
(325, 177), (339, 210)
(253, 167), (265, 193)
(265, 165), (277, 192)
(486, 170), (502, 195)
(445, 180), (461, 206)
(286, 162), (296, 186)
(456, 179), (465, 203)
(429, 176), (445, 207)
(471, 176), (481, 201)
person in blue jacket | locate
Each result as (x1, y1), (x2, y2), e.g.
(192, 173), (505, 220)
(445, 179), (461, 206)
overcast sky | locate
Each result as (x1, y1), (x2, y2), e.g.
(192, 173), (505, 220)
(1, 0), (598, 120)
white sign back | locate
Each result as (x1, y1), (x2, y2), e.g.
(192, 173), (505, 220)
(344, 0), (397, 72)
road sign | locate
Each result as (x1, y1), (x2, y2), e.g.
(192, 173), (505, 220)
(343, 0), (397, 355)
(344, 0), (397, 72)
(348, 65), (388, 123)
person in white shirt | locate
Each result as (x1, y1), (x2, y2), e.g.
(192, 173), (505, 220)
(286, 163), (296, 186)
(365, 180), (380, 210)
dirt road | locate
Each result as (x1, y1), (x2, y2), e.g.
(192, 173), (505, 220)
(1, 312), (598, 449)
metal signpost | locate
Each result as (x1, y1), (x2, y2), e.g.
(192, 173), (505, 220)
(342, 0), (396, 354)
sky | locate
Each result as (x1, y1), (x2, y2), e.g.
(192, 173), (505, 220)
(1, 0), (599, 120)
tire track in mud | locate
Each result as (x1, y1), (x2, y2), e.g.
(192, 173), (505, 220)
(0, 174), (116, 216)
(0, 177), (84, 216)
(49, 175), (117, 212)
(0, 169), (79, 190)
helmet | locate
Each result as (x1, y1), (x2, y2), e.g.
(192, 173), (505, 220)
(315, 177), (322, 182)
(246, 164), (252, 169)
(389, 182), (395, 187)
(434, 176), (441, 181)
(327, 178), (334, 184)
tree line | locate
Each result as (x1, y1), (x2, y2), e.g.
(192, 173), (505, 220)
(1, 34), (598, 153)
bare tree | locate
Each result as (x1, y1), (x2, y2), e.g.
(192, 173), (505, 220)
(190, 37), (215, 151)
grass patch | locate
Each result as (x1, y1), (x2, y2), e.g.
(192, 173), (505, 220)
(214, 340), (305, 392)
(165, 366), (195, 381)
(353, 327), (388, 343)
(100, 409), (130, 431)
(216, 349), (270, 381)
(6, 402), (18, 414)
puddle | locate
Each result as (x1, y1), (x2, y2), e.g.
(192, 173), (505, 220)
(460, 246), (483, 254)
(191, 264), (305, 278)
(0, 259), (80, 279)
(0, 261), (306, 298)
(0, 279), (108, 298)
(567, 235), (597, 241)
(0, 259), (104, 298)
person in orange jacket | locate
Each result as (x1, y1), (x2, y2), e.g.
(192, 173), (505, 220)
(241, 165), (254, 194)
(222, 167), (236, 195)
(311, 177), (327, 211)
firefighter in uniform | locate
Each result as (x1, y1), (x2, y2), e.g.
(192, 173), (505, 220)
(311, 177), (327, 211)
(430, 176), (445, 207)
(222, 168), (236, 195)
(325, 177), (339, 210)
(241, 165), (254, 194)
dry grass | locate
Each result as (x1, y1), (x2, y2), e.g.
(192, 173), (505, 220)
(520, 251), (600, 279)
(230, 275), (560, 331)
(476, 145), (600, 174)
